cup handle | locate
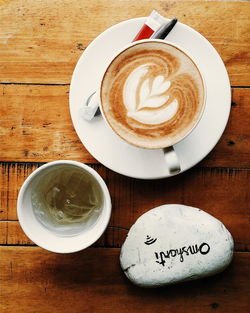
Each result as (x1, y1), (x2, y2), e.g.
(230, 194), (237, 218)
(163, 146), (181, 175)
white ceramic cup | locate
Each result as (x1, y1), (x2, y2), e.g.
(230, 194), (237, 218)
(17, 160), (112, 253)
(88, 39), (206, 175)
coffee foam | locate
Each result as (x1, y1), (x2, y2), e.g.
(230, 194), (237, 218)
(101, 41), (205, 149)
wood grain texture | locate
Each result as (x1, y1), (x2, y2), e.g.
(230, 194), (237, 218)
(1, 85), (249, 166)
(0, 85), (95, 163)
(0, 221), (128, 248)
(0, 1), (249, 312)
(0, 247), (249, 313)
(200, 87), (250, 167)
(0, 221), (35, 245)
(1, 163), (249, 250)
(0, 0), (249, 85)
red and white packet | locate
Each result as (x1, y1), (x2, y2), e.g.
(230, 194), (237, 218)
(132, 10), (167, 42)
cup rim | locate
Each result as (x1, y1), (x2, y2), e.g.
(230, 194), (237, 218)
(99, 38), (207, 149)
(17, 160), (112, 253)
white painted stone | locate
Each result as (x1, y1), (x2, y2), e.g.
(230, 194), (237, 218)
(120, 204), (234, 287)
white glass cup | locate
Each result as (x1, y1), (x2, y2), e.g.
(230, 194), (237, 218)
(92, 39), (207, 174)
(17, 160), (112, 253)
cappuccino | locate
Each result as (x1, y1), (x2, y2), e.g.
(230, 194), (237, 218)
(100, 41), (205, 149)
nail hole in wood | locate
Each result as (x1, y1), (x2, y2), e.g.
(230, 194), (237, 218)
(227, 140), (235, 146)
(211, 303), (219, 309)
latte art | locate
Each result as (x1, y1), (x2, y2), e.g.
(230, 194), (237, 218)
(124, 64), (179, 125)
(101, 41), (205, 149)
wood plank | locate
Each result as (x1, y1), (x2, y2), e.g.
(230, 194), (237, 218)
(0, 163), (249, 251)
(1, 85), (249, 166)
(199, 87), (250, 167)
(0, 84), (95, 163)
(0, 163), (40, 220)
(0, 247), (249, 313)
(0, 0), (249, 85)
(0, 221), (127, 247)
(0, 221), (34, 245)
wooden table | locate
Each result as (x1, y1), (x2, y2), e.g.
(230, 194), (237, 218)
(0, 0), (249, 312)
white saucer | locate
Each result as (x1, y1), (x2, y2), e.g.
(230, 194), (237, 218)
(69, 18), (231, 179)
